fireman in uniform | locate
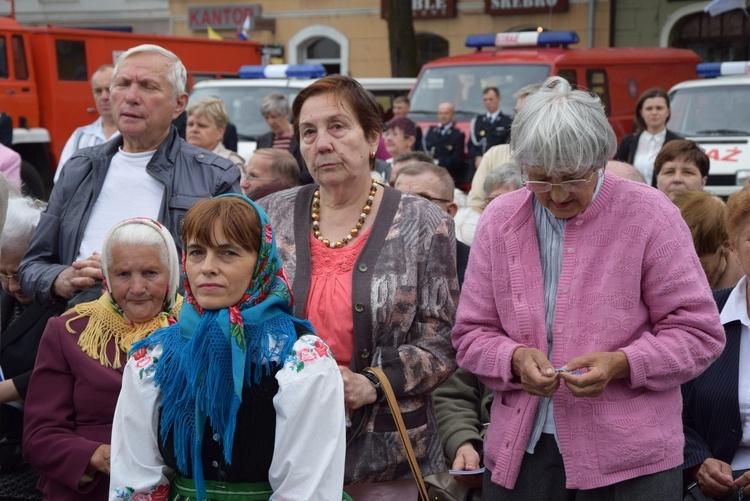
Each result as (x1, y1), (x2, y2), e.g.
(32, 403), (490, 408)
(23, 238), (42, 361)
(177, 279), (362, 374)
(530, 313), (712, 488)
(468, 87), (512, 168)
(423, 102), (467, 184)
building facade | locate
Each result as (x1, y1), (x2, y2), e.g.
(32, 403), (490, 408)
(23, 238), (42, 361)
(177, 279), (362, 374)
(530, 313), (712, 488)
(170, 0), (612, 77)
(614, 0), (750, 61)
(8, 0), (744, 78)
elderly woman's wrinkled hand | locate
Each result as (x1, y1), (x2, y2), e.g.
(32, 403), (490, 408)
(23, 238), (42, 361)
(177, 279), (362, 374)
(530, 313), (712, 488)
(87, 444), (111, 476)
(693, 458), (735, 498)
(558, 351), (630, 398)
(511, 347), (559, 397)
(339, 367), (377, 411)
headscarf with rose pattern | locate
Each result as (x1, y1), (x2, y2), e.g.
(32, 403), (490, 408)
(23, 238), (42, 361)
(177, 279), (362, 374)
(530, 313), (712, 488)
(67, 217), (182, 368)
(132, 194), (313, 501)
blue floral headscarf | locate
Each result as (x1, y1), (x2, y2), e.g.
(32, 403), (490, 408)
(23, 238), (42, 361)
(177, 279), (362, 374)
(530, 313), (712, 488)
(133, 194), (313, 500)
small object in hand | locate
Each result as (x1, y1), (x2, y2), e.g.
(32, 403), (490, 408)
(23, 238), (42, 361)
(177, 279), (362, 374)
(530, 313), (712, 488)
(555, 368), (583, 376)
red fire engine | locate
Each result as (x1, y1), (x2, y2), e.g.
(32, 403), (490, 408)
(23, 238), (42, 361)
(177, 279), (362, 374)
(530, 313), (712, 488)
(0, 16), (261, 193)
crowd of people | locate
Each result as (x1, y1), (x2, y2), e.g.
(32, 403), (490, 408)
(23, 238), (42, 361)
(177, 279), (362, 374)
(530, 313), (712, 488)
(0, 42), (744, 501)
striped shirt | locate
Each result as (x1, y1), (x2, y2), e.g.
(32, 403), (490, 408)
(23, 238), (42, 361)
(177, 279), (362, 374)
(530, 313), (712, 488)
(272, 135), (292, 151)
(525, 170), (604, 454)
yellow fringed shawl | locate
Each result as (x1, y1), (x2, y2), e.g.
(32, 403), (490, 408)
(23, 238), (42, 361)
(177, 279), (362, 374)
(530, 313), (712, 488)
(66, 293), (183, 368)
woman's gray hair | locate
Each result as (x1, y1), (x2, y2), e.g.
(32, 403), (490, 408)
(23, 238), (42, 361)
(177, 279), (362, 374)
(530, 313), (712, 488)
(511, 76), (616, 178)
(104, 223), (169, 269)
(0, 197), (46, 254)
(113, 44), (187, 104)
(484, 162), (522, 196)
(260, 92), (290, 117)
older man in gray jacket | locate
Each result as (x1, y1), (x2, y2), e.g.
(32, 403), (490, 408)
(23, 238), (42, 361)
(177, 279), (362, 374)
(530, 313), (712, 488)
(19, 44), (239, 311)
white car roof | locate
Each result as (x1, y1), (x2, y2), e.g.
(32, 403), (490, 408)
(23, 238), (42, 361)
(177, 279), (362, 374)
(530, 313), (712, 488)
(193, 78), (317, 89)
(670, 74), (750, 92)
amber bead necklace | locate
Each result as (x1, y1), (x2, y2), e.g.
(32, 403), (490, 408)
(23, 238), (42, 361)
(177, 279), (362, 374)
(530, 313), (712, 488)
(311, 180), (378, 249)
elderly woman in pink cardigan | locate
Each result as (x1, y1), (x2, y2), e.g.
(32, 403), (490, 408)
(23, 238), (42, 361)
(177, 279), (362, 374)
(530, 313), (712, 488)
(452, 76), (726, 501)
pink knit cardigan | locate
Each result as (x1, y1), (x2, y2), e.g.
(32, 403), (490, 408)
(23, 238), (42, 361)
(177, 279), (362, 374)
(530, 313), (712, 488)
(453, 174), (725, 490)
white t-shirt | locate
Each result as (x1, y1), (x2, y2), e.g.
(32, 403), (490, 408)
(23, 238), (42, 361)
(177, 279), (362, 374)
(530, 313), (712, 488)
(76, 148), (163, 260)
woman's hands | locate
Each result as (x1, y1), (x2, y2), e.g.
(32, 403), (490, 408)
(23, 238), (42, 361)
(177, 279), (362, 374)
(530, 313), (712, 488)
(452, 441), (483, 488)
(557, 351), (630, 398)
(82, 444), (111, 484)
(339, 367), (376, 411)
(511, 347), (630, 398)
(511, 347), (559, 397)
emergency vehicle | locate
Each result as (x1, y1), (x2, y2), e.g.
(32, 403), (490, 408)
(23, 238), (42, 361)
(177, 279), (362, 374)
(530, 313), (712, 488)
(190, 64), (415, 159)
(408, 30), (701, 145)
(669, 62), (750, 197)
(0, 15), (262, 193)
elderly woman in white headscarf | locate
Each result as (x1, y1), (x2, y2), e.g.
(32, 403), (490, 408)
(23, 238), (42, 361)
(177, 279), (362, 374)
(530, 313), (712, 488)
(453, 77), (725, 500)
(23, 218), (182, 501)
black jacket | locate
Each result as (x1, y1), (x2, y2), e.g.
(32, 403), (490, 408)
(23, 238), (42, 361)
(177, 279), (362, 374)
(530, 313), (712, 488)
(682, 287), (741, 474)
(467, 112), (512, 163)
(423, 123), (467, 184)
(615, 129), (682, 184)
(0, 294), (56, 398)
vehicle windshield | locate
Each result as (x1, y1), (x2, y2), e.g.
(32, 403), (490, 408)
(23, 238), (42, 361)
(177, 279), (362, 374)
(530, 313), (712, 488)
(409, 64), (550, 121)
(669, 84), (750, 137)
(189, 85), (303, 140)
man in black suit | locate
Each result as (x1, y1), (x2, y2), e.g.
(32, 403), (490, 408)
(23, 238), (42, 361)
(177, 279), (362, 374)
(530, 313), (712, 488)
(423, 102), (467, 185)
(468, 87), (512, 168)
(392, 161), (470, 287)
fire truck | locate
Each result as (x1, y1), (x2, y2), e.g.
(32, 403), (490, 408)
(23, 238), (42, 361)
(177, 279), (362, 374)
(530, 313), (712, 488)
(0, 15), (262, 195)
(408, 31), (702, 146)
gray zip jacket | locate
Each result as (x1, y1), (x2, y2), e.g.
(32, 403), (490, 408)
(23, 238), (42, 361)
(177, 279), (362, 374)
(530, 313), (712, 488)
(19, 127), (240, 310)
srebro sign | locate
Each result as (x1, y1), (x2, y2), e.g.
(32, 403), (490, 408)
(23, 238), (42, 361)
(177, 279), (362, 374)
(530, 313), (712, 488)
(188, 5), (260, 30)
(485, 0), (568, 15)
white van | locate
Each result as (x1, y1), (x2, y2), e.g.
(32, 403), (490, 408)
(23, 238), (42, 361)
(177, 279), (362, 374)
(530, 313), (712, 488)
(190, 65), (415, 160)
(669, 62), (750, 196)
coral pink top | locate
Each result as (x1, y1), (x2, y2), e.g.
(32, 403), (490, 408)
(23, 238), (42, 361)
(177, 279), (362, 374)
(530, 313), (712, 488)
(304, 227), (371, 367)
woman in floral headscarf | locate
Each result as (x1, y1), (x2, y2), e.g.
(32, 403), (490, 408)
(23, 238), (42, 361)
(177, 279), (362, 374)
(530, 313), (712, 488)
(109, 195), (346, 501)
(23, 218), (182, 501)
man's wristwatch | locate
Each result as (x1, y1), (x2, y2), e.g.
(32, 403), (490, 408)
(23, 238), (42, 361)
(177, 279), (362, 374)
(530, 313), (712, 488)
(361, 370), (385, 403)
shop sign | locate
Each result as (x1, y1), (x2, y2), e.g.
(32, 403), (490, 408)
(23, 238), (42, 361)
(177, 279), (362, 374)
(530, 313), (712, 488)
(188, 5), (260, 30)
(381, 0), (457, 20)
(485, 0), (568, 15)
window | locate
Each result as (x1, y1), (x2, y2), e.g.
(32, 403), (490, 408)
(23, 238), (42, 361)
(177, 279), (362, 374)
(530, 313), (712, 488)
(586, 69), (610, 116)
(416, 33), (448, 69)
(11, 36), (28, 80)
(289, 25), (349, 76)
(55, 40), (87, 81)
(557, 69), (577, 88)
(0, 37), (7, 79)
(303, 37), (340, 75)
(671, 10), (749, 61)
(409, 64), (550, 122)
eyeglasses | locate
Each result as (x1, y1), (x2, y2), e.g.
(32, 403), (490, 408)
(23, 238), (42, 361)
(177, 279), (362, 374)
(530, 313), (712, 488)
(416, 193), (451, 204)
(523, 169), (600, 193)
(0, 272), (19, 284)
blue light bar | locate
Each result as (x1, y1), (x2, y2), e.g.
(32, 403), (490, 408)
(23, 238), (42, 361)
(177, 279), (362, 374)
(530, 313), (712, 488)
(238, 64), (327, 79)
(465, 31), (579, 49)
(697, 61), (750, 78)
